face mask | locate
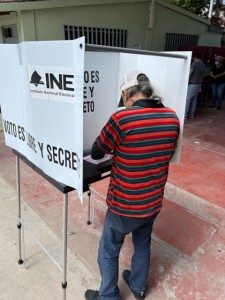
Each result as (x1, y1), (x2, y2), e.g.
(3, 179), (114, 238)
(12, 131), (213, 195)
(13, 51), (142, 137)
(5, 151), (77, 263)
(215, 61), (220, 65)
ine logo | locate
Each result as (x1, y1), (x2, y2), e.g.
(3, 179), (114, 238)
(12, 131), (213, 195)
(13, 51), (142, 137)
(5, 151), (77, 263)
(30, 71), (45, 87)
(30, 70), (74, 91)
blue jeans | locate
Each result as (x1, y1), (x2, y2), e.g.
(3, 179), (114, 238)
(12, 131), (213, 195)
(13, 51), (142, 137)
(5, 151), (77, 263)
(212, 83), (225, 109)
(98, 209), (157, 300)
(185, 84), (201, 118)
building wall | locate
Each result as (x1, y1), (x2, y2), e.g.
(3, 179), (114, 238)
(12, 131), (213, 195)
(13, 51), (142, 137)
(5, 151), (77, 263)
(19, 2), (149, 48)
(0, 0), (222, 50)
(145, 1), (221, 50)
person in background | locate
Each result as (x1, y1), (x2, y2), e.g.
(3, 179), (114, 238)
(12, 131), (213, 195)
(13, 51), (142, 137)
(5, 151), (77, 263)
(185, 52), (205, 119)
(209, 55), (225, 110)
(84, 71), (180, 300)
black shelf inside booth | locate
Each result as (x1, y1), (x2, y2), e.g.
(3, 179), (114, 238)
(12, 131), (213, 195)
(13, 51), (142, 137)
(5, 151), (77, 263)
(12, 149), (112, 194)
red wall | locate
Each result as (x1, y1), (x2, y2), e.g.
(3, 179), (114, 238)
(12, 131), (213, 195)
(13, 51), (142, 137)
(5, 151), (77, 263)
(178, 46), (225, 66)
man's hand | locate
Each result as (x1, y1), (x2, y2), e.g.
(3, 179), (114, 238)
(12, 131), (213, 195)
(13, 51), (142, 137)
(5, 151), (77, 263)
(91, 141), (105, 160)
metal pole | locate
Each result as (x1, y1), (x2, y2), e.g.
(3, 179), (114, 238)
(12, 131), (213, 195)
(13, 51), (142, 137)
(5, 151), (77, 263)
(87, 189), (91, 225)
(85, 44), (188, 60)
(208, 0), (214, 19)
(62, 193), (68, 300)
(92, 188), (96, 229)
(16, 156), (23, 265)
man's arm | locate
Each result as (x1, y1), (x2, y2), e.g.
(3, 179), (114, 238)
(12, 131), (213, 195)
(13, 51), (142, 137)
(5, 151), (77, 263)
(91, 114), (121, 160)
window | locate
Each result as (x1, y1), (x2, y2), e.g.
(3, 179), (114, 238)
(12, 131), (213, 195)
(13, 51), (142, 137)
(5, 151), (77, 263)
(165, 33), (198, 51)
(64, 25), (127, 48)
(2, 25), (18, 44)
(2, 27), (13, 38)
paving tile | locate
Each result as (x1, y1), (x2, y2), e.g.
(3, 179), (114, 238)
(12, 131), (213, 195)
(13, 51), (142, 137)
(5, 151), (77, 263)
(153, 199), (217, 256)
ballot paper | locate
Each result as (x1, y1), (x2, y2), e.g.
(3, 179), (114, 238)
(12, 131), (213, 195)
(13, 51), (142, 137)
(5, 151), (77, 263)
(84, 154), (112, 165)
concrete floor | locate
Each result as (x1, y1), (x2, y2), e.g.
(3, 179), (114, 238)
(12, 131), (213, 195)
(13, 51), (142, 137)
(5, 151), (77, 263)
(0, 175), (99, 300)
(0, 100), (225, 300)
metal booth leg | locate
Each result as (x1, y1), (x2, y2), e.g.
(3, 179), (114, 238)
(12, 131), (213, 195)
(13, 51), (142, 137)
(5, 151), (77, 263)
(16, 156), (23, 265)
(87, 187), (97, 228)
(62, 193), (68, 300)
(87, 189), (91, 225)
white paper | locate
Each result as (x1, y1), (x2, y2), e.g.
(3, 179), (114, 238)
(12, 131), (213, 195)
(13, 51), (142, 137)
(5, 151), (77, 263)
(84, 154), (112, 165)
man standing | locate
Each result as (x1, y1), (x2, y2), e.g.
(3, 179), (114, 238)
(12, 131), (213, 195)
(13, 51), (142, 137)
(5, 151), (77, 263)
(209, 55), (225, 110)
(185, 52), (205, 119)
(85, 71), (180, 300)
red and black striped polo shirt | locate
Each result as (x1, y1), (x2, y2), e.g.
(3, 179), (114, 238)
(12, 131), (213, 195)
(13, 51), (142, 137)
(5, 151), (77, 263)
(95, 99), (180, 218)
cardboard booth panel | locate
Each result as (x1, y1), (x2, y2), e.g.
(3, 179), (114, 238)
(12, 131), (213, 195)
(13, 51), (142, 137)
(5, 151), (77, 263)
(0, 62), (25, 154)
(87, 51), (191, 162)
(0, 38), (85, 200)
(83, 51), (119, 151)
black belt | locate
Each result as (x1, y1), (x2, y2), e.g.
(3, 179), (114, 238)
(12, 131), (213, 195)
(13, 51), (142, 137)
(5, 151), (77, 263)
(189, 83), (201, 84)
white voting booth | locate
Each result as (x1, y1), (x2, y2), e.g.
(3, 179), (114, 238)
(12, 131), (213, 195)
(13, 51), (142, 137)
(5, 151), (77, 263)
(0, 38), (191, 199)
(0, 38), (191, 299)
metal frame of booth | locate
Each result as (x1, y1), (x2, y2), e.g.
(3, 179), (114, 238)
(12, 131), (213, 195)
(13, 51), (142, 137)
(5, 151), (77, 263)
(14, 149), (112, 300)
